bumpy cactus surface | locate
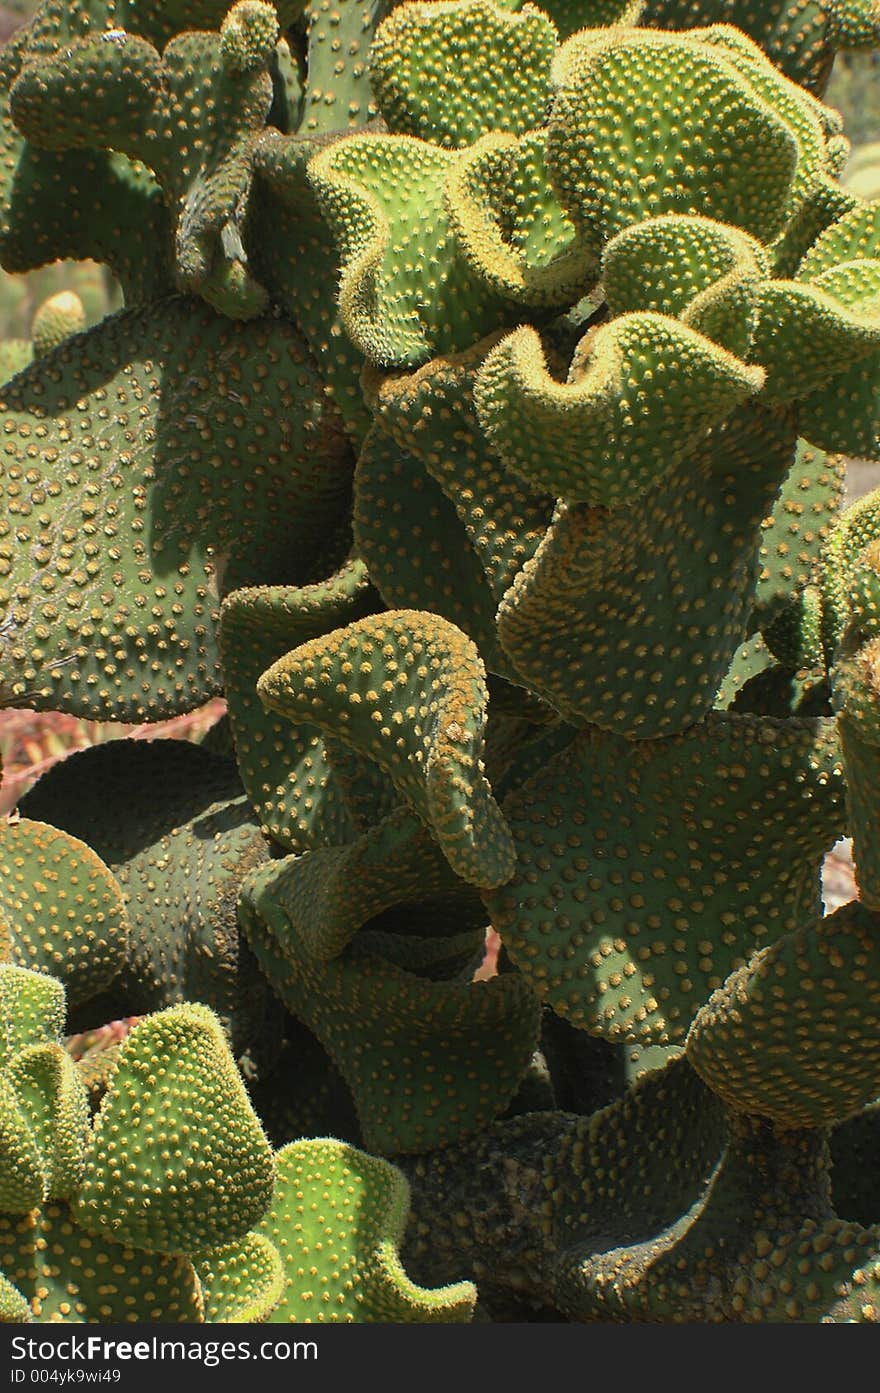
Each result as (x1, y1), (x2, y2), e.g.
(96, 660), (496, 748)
(1, 0), (880, 1325)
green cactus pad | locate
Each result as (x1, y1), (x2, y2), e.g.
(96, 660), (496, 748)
(474, 316), (763, 509)
(446, 132), (592, 310)
(299, 0), (382, 136)
(21, 739), (276, 1053)
(218, 564), (374, 853)
(220, 1), (280, 74)
(0, 1075), (47, 1211)
(749, 1218), (880, 1322)
(257, 610), (515, 887)
(0, 297), (350, 719)
(547, 28), (799, 247)
(754, 438), (845, 631)
(0, 339), (32, 384)
(31, 292), (86, 358)
(0, 1201), (204, 1322)
(257, 1139), (475, 1321)
(74, 1003), (275, 1254)
(602, 214), (768, 358)
(0, 1271), (30, 1323)
(819, 489), (880, 654)
(5, 1043), (88, 1201)
(798, 198), (880, 279)
(751, 267), (880, 403)
(686, 901), (880, 1127)
(484, 713), (844, 1042)
(696, 24), (834, 213)
(0, 963), (65, 1068)
(495, 405), (798, 737)
(241, 860), (541, 1152)
(369, 0), (557, 149)
(714, 633), (778, 709)
(370, 343), (553, 602)
(0, 819), (129, 1010)
(194, 1231), (285, 1322)
(308, 133), (511, 366)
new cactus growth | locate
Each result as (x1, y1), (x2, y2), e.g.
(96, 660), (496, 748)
(1, 0), (880, 1324)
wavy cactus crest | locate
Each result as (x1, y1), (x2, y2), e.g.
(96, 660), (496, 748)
(0, 0), (879, 1327)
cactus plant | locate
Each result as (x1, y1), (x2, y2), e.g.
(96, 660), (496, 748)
(1, 0), (880, 1325)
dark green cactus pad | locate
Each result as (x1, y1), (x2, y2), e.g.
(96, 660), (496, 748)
(403, 1056), (726, 1312)
(9, 24), (275, 311)
(218, 563), (375, 853)
(0, 1201), (204, 1322)
(484, 713), (844, 1043)
(257, 610), (515, 887)
(547, 28), (799, 248)
(0, 819), (129, 1010)
(308, 132), (513, 366)
(74, 1003), (275, 1255)
(474, 316), (763, 509)
(686, 901), (880, 1127)
(0, 297), (350, 720)
(369, 0), (556, 149)
(445, 129), (592, 311)
(353, 427), (504, 668)
(0, 30), (174, 299)
(257, 1139), (476, 1321)
(241, 858), (541, 1153)
(753, 438), (846, 631)
(495, 405), (799, 737)
(194, 1231), (285, 1322)
(21, 739), (277, 1056)
(556, 1112), (880, 1322)
(246, 1018), (363, 1149)
(259, 804), (473, 960)
(832, 1101), (880, 1227)
(369, 342), (554, 603)
(248, 131), (373, 446)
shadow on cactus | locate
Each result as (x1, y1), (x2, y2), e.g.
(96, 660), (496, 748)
(1, 0), (880, 1325)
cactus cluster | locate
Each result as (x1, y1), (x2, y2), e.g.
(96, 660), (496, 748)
(0, 0), (879, 1324)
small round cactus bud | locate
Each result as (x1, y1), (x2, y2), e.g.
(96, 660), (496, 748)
(32, 291), (86, 358)
(220, 1), (280, 74)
